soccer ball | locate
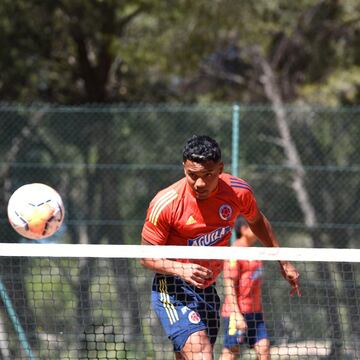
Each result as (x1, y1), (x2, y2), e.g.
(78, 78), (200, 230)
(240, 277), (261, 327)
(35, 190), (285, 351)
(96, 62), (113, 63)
(7, 183), (65, 240)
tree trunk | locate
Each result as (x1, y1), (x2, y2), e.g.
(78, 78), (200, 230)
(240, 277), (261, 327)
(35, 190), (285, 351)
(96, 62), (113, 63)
(255, 52), (344, 358)
(97, 119), (142, 345)
(76, 257), (97, 359)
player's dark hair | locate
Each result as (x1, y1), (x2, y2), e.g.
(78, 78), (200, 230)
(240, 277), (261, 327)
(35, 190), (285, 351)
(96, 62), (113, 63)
(182, 135), (221, 163)
(234, 216), (248, 238)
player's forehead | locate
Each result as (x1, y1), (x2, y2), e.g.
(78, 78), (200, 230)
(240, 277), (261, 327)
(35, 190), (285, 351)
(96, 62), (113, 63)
(183, 160), (220, 173)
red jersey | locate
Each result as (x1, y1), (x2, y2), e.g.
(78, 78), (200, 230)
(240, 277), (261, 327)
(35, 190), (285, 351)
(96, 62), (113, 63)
(221, 259), (264, 315)
(141, 173), (259, 287)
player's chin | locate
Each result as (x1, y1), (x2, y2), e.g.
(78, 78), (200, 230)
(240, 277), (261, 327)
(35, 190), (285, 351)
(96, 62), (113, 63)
(195, 191), (209, 200)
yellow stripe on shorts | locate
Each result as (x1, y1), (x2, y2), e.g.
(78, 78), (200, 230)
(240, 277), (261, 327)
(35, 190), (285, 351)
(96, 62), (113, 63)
(229, 313), (237, 336)
(159, 279), (179, 324)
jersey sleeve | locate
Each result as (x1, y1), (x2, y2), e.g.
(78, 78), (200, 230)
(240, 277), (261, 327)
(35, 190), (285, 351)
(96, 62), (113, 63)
(141, 189), (178, 245)
(231, 178), (259, 222)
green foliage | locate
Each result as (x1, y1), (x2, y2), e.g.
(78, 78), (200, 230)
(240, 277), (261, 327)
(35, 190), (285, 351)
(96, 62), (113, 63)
(300, 67), (360, 106)
(0, 0), (359, 104)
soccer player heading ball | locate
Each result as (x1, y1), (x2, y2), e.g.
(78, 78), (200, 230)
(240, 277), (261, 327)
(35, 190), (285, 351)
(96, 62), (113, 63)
(141, 135), (300, 360)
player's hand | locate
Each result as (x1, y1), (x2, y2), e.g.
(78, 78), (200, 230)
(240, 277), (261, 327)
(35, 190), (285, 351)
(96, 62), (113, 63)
(178, 263), (213, 288)
(279, 261), (301, 297)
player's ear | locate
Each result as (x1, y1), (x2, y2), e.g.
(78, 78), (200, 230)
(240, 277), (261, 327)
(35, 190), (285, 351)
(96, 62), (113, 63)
(218, 162), (224, 174)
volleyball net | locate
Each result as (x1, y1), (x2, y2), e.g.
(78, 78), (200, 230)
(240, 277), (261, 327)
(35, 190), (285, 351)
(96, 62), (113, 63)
(0, 243), (359, 359)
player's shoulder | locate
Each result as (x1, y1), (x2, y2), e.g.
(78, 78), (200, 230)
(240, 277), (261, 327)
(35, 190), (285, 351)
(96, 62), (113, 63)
(220, 173), (253, 194)
(146, 179), (185, 226)
(149, 178), (185, 208)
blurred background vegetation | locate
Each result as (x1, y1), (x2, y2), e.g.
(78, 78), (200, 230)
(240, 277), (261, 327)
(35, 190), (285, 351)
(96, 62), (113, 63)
(0, 0), (360, 359)
(0, 0), (359, 105)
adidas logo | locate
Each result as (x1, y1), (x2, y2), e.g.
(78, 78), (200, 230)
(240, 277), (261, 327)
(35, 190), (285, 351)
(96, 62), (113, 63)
(186, 216), (196, 225)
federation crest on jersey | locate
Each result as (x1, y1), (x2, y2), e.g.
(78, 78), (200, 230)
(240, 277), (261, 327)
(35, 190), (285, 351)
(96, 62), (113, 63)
(219, 204), (232, 220)
(188, 311), (201, 324)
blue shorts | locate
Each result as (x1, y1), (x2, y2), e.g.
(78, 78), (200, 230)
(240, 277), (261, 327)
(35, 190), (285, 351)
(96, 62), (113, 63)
(151, 274), (220, 352)
(223, 313), (268, 349)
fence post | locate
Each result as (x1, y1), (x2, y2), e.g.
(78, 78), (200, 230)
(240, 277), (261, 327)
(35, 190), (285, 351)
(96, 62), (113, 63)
(231, 104), (240, 176)
(0, 279), (36, 360)
(231, 104), (240, 244)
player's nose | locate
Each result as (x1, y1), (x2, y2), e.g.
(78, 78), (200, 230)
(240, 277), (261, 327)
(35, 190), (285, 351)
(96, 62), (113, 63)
(195, 177), (206, 188)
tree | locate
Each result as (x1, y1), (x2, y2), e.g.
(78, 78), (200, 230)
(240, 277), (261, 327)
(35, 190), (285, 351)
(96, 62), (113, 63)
(181, 2), (359, 356)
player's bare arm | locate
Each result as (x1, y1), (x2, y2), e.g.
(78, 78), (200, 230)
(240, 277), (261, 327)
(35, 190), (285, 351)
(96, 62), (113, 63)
(247, 211), (280, 248)
(140, 237), (213, 288)
(247, 211), (301, 296)
(223, 275), (247, 333)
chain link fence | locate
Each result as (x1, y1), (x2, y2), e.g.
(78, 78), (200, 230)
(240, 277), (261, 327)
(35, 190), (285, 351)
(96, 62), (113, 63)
(1, 104), (360, 359)
(1, 104), (359, 248)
